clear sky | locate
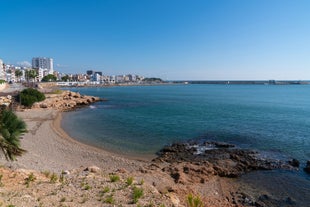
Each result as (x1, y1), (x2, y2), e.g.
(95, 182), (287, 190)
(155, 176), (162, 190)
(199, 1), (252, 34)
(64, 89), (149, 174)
(0, 0), (309, 80)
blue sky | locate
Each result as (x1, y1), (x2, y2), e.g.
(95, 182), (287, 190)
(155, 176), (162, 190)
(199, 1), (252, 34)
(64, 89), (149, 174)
(0, 0), (309, 80)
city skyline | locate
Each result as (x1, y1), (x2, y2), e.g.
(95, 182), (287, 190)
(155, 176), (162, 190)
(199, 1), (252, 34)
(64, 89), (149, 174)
(1, 0), (310, 80)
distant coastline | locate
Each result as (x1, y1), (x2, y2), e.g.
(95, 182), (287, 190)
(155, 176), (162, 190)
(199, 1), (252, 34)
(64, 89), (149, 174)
(37, 80), (310, 89)
(172, 80), (310, 85)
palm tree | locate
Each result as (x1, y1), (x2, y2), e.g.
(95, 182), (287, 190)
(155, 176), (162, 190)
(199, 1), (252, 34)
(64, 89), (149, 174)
(25, 69), (37, 87)
(15, 69), (23, 83)
(0, 108), (27, 161)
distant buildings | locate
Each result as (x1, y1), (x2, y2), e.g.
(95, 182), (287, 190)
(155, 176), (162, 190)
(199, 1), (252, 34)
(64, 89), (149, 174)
(0, 57), (150, 85)
(32, 57), (54, 80)
(0, 59), (5, 80)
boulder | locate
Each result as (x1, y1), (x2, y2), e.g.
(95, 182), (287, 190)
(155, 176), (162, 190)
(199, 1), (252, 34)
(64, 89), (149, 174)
(40, 103), (48, 108)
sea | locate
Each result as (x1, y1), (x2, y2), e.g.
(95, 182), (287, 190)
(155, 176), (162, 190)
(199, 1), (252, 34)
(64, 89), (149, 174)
(61, 84), (310, 206)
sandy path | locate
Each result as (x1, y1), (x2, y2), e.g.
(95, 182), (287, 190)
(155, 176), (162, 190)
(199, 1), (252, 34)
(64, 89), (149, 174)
(1, 109), (146, 173)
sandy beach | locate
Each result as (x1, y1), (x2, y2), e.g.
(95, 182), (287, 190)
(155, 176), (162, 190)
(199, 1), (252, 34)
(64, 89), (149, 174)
(1, 108), (146, 173)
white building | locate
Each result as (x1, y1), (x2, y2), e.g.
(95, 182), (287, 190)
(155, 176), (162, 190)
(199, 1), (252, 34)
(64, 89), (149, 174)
(38, 68), (45, 81)
(0, 59), (5, 80)
(32, 57), (54, 75)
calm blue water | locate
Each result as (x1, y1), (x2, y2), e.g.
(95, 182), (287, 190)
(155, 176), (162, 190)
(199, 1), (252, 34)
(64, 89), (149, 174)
(62, 84), (310, 205)
(62, 84), (310, 162)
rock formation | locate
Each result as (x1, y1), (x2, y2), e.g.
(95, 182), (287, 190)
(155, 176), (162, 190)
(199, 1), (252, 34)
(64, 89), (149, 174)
(152, 141), (299, 183)
(32, 91), (101, 111)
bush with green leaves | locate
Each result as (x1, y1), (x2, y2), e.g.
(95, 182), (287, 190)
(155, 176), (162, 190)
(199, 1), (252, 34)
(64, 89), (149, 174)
(41, 74), (57, 82)
(18, 88), (45, 107)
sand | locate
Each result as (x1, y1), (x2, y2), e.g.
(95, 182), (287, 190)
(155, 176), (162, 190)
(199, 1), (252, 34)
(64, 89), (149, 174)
(1, 109), (146, 173)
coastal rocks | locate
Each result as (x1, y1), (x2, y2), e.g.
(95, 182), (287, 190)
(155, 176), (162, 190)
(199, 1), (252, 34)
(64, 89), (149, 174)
(0, 95), (12, 107)
(288, 159), (300, 168)
(153, 141), (299, 182)
(304, 160), (310, 174)
(32, 90), (101, 111)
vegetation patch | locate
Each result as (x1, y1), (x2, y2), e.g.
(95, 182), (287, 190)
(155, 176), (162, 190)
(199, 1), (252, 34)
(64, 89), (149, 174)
(126, 176), (134, 186)
(17, 88), (45, 107)
(104, 194), (115, 204)
(50, 173), (58, 183)
(186, 194), (204, 207)
(132, 186), (144, 204)
(24, 173), (36, 187)
(109, 174), (120, 182)
(41, 74), (57, 82)
(0, 108), (27, 161)
(0, 174), (3, 187)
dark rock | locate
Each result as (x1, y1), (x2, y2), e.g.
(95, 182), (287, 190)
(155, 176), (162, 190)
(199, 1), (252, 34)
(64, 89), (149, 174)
(288, 159), (300, 167)
(214, 142), (235, 148)
(304, 160), (310, 173)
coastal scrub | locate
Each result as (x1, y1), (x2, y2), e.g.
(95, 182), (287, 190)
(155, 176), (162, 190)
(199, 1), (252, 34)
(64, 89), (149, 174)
(17, 88), (45, 107)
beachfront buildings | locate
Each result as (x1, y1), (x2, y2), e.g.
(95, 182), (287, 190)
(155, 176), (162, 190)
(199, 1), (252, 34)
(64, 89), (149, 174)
(0, 57), (148, 85)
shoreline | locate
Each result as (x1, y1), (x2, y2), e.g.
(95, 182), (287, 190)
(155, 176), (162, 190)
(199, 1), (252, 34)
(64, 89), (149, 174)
(1, 108), (147, 173)
(53, 110), (156, 162)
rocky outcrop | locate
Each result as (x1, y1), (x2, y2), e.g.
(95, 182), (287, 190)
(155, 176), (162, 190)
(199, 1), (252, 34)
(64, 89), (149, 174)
(32, 91), (101, 111)
(152, 141), (299, 183)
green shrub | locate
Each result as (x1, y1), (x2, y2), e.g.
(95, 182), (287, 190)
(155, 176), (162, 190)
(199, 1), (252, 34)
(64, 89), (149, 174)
(133, 187), (143, 204)
(18, 88), (45, 107)
(50, 173), (58, 183)
(98, 186), (110, 198)
(109, 174), (120, 182)
(104, 194), (115, 204)
(126, 177), (134, 186)
(186, 194), (204, 207)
